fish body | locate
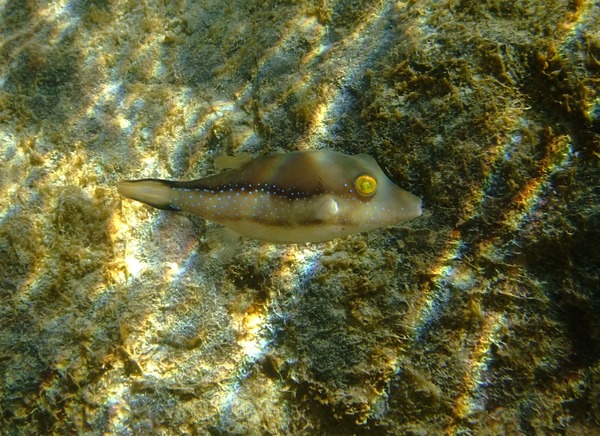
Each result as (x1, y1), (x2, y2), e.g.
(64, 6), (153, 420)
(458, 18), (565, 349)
(118, 150), (422, 244)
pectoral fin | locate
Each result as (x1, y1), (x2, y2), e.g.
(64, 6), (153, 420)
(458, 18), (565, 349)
(314, 196), (340, 221)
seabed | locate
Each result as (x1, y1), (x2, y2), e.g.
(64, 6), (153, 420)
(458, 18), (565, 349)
(0, 0), (599, 433)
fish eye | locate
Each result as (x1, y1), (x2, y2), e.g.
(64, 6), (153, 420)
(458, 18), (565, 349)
(354, 175), (377, 197)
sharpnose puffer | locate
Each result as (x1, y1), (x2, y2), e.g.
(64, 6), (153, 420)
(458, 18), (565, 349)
(118, 150), (422, 247)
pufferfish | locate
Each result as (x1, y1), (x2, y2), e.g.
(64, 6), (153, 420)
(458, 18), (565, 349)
(118, 150), (422, 259)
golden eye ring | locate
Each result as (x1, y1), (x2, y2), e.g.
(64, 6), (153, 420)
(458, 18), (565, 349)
(354, 175), (377, 197)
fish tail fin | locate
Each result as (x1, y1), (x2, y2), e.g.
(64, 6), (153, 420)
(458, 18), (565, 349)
(117, 179), (178, 211)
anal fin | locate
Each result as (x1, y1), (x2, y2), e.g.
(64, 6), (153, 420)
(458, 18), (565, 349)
(205, 226), (241, 262)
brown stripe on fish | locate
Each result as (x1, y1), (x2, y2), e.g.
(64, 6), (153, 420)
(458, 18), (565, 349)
(168, 151), (364, 200)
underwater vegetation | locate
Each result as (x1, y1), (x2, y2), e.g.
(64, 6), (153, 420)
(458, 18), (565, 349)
(0, 0), (598, 433)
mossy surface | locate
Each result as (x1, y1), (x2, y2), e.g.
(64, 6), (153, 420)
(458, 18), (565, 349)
(0, 0), (598, 433)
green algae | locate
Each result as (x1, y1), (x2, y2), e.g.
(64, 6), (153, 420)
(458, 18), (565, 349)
(0, 0), (599, 433)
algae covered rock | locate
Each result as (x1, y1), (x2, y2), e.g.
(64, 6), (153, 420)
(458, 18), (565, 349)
(0, 0), (598, 433)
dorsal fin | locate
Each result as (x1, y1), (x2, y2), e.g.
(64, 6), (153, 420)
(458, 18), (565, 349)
(213, 152), (253, 170)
